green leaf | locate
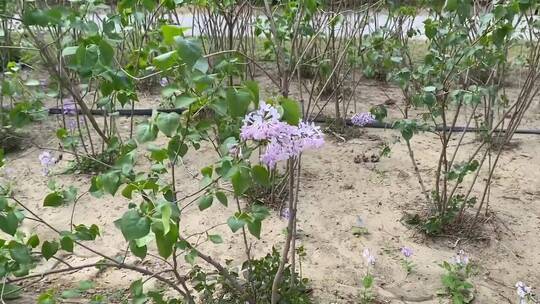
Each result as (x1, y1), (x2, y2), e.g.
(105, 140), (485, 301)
(27, 235), (40, 248)
(122, 184), (138, 199)
(280, 98), (302, 125)
(129, 240), (147, 259)
(154, 224), (178, 259)
(118, 210), (151, 241)
(162, 25), (187, 45)
(89, 176), (104, 198)
(185, 249), (198, 265)
(193, 58), (209, 73)
(61, 289), (81, 299)
(370, 104), (387, 121)
(60, 236), (74, 253)
(167, 136), (188, 161)
(136, 122), (158, 143)
(247, 220), (262, 239)
(208, 234), (223, 244)
(37, 292), (56, 304)
(0, 211), (19, 235)
(174, 37), (203, 67)
(227, 216), (245, 233)
(101, 171), (120, 195)
(9, 242), (32, 264)
(245, 81), (260, 106)
(0, 283), (22, 300)
(62, 46), (79, 57)
(250, 204), (270, 221)
(231, 168), (252, 196)
(98, 40), (114, 66)
(156, 112), (181, 137)
(22, 9), (51, 26)
(251, 165), (270, 186)
(444, 0), (458, 11)
(41, 241), (59, 260)
(75, 282), (94, 294)
(43, 192), (64, 207)
(215, 191), (228, 207)
(198, 195), (214, 211)
(227, 89), (251, 117)
(174, 95), (197, 109)
(153, 51), (178, 70)
(160, 203), (172, 235)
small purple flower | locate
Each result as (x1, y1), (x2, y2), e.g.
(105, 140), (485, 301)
(363, 248), (376, 265)
(351, 112), (376, 127)
(281, 207), (290, 220)
(160, 77), (169, 87)
(516, 281), (532, 302)
(68, 119), (77, 132)
(38, 151), (56, 176)
(62, 101), (77, 115)
(452, 250), (469, 266)
(400, 247), (413, 258)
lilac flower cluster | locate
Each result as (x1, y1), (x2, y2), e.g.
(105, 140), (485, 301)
(516, 281), (533, 304)
(400, 247), (413, 258)
(452, 250), (469, 266)
(39, 151), (56, 176)
(160, 77), (169, 87)
(240, 102), (324, 168)
(62, 100), (77, 115)
(363, 248), (376, 265)
(351, 112), (376, 127)
(240, 102), (281, 141)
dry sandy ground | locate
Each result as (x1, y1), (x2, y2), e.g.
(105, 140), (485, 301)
(1, 83), (540, 303)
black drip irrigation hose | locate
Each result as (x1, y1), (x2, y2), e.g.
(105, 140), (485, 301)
(45, 107), (540, 136)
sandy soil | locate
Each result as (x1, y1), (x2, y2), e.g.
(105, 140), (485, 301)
(1, 79), (540, 303)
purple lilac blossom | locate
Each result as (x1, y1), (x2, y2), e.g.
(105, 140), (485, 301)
(281, 207), (291, 220)
(400, 247), (413, 258)
(240, 102), (281, 141)
(38, 151), (56, 176)
(160, 77), (169, 87)
(351, 112), (376, 127)
(516, 281), (532, 303)
(362, 248), (376, 265)
(452, 250), (469, 266)
(298, 122), (325, 149)
(260, 122), (301, 167)
(242, 102), (325, 167)
(62, 101), (77, 115)
(68, 119), (77, 132)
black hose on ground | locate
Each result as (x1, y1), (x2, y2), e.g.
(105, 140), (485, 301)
(46, 107), (540, 135)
